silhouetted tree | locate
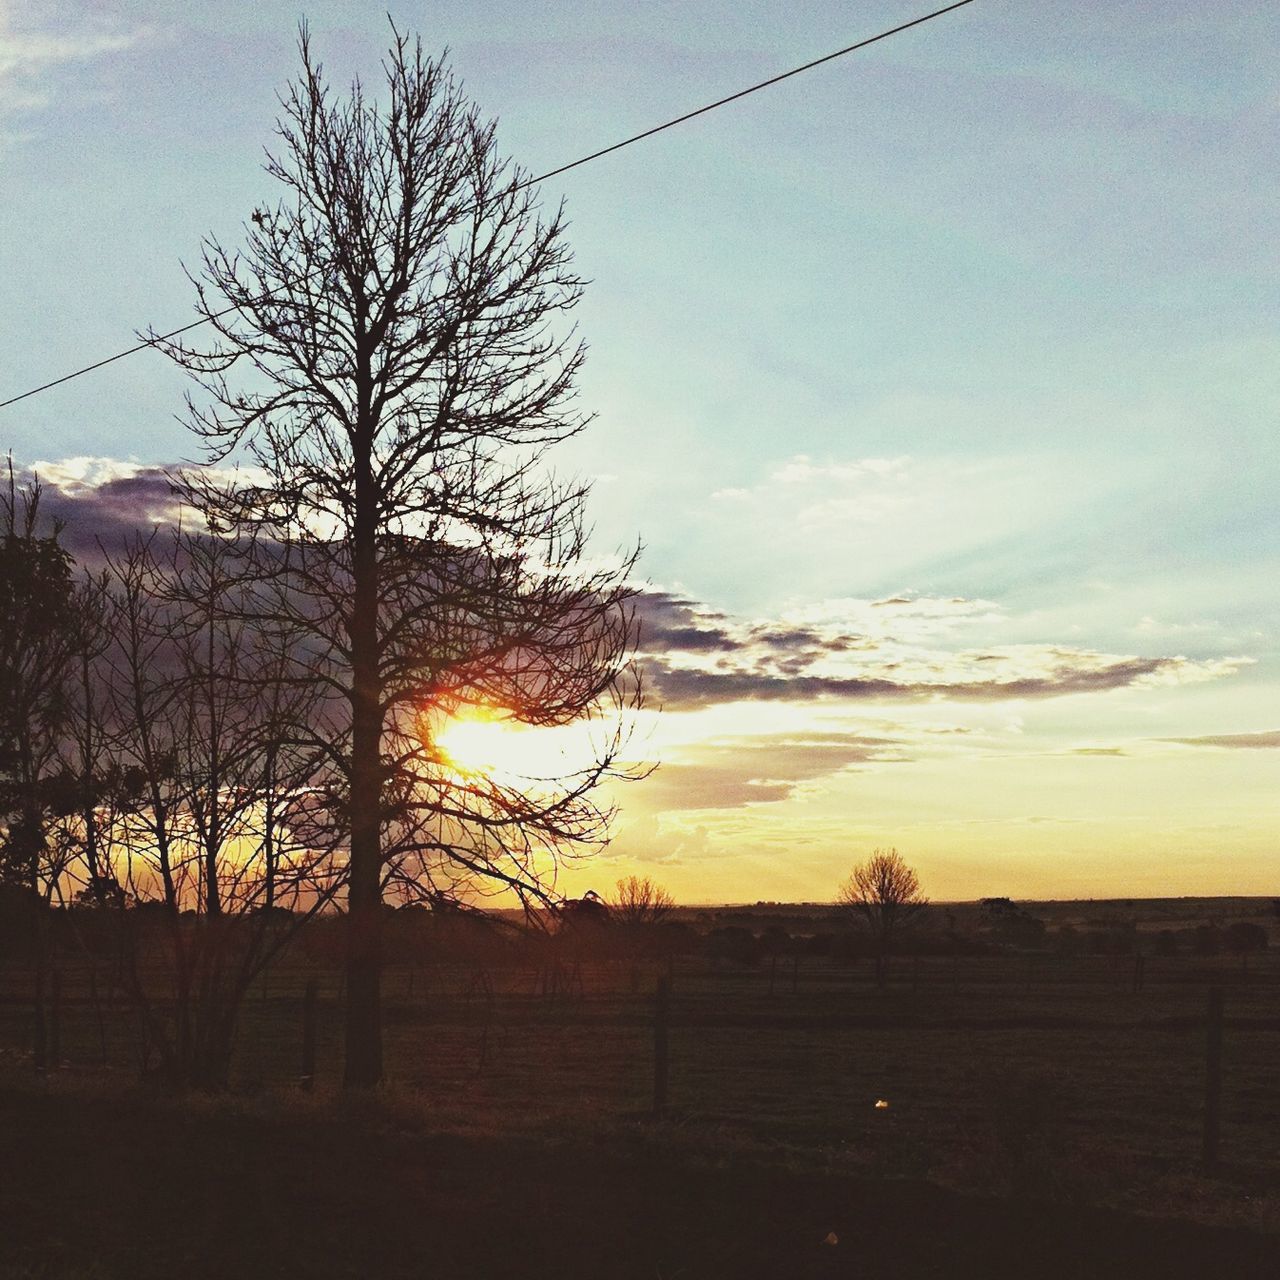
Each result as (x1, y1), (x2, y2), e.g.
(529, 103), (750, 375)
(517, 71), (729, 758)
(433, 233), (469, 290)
(837, 848), (927, 985)
(89, 530), (338, 1085)
(609, 875), (675, 928)
(0, 467), (77, 895)
(153, 26), (639, 1086)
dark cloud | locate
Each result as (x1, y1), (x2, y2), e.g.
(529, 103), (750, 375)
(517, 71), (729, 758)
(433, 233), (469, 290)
(1164, 730), (1280, 750)
(24, 466), (184, 561)
(641, 654), (1190, 710)
(633, 590), (738, 653)
(630, 586), (1226, 712)
(746, 625), (830, 649)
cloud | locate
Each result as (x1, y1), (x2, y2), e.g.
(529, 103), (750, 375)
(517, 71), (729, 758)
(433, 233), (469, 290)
(633, 590), (738, 653)
(632, 583), (1250, 710)
(634, 731), (904, 812)
(14, 458), (1257, 721)
(641, 652), (1243, 708)
(1164, 730), (1280, 750)
(22, 458), (186, 559)
(0, 9), (154, 130)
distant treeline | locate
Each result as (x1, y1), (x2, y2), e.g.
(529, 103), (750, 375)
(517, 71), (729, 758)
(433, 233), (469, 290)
(4, 886), (1271, 968)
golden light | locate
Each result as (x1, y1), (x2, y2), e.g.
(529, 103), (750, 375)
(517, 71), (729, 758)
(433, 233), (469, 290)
(432, 702), (629, 787)
(440, 711), (519, 778)
(437, 715), (509, 775)
(874, 1099), (891, 1110)
(435, 708), (570, 781)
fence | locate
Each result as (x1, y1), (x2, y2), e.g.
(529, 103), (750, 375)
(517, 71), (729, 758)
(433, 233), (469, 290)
(2, 951), (1277, 1182)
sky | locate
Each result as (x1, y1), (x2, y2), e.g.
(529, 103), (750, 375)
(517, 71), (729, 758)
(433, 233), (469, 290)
(1, 0), (1277, 902)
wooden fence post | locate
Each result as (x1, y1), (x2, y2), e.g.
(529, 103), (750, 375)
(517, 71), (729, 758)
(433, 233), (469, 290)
(1132, 954), (1145, 993)
(653, 976), (670, 1118)
(792, 954), (799, 995)
(90, 968), (108, 1065)
(1202, 985), (1224, 1169)
(32, 968), (47, 1073)
(301, 979), (318, 1091)
(768, 954), (777, 997)
(49, 970), (62, 1066)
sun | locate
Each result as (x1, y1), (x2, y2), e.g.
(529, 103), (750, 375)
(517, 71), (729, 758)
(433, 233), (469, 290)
(434, 707), (605, 782)
(436, 708), (553, 780)
(437, 714), (510, 775)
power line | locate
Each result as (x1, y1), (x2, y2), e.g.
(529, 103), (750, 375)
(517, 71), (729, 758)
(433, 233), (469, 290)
(0, 0), (977, 412)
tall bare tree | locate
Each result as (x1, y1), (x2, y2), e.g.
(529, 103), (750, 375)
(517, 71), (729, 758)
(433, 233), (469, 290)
(837, 848), (927, 985)
(154, 26), (639, 1086)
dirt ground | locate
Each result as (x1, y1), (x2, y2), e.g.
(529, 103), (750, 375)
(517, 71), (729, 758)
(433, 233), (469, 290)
(3, 1084), (1278, 1280)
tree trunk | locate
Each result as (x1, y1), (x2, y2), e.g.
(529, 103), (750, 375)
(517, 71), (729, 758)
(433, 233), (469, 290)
(343, 347), (384, 1088)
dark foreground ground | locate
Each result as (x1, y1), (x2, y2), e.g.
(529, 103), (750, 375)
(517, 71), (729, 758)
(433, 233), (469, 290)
(3, 1084), (1278, 1280)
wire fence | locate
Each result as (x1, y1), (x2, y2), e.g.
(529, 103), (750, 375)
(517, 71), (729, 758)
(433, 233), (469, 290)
(3, 949), (1278, 1186)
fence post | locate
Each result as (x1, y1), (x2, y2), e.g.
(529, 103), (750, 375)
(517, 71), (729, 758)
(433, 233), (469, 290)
(768, 954), (777, 997)
(792, 954), (799, 995)
(1202, 985), (1224, 1169)
(301, 979), (318, 1091)
(32, 968), (47, 1073)
(49, 970), (62, 1066)
(653, 976), (670, 1118)
(89, 968), (107, 1065)
(1132, 953), (1145, 993)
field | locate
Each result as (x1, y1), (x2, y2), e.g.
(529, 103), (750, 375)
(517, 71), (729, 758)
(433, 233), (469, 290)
(3, 898), (1279, 1276)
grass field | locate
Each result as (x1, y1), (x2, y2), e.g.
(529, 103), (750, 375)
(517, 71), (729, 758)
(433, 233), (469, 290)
(4, 938), (1279, 1240)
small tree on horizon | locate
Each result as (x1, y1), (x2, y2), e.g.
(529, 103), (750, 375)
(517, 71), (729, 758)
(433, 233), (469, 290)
(837, 847), (927, 985)
(609, 875), (676, 928)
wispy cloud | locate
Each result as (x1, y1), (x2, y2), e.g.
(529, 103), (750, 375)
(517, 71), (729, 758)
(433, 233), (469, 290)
(630, 731), (904, 812)
(0, 8), (154, 133)
(1164, 730), (1280, 751)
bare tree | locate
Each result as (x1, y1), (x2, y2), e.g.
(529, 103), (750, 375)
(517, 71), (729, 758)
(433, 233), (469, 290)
(90, 530), (339, 1086)
(153, 26), (640, 1086)
(609, 876), (675, 928)
(837, 848), (927, 986)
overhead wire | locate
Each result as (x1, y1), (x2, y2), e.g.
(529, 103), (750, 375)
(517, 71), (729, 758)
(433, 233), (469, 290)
(0, 0), (976, 412)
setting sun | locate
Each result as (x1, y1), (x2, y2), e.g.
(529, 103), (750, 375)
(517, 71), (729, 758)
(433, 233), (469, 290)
(437, 713), (517, 776)
(435, 707), (619, 783)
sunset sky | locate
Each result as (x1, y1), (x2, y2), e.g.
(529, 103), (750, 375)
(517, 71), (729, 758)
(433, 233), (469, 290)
(2, 0), (1277, 902)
